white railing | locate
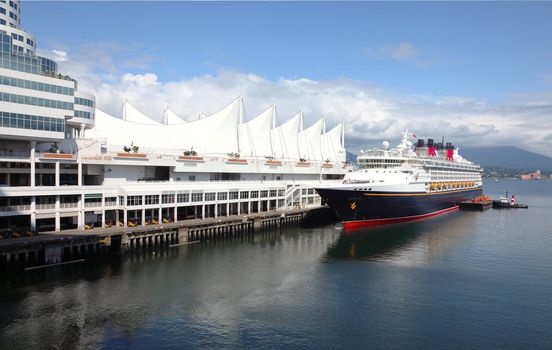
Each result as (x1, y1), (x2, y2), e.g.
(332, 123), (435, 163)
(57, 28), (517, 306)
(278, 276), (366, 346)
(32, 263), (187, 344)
(36, 203), (55, 210)
(0, 205), (31, 212)
(60, 202), (78, 208)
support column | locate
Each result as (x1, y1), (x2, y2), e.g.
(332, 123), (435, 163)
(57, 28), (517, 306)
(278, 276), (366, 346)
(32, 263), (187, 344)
(77, 156), (82, 187)
(30, 141), (36, 187)
(55, 195), (60, 232)
(101, 195), (106, 227)
(123, 209), (128, 228)
(78, 193), (84, 229)
(248, 201), (251, 215)
(141, 208), (146, 226)
(55, 161), (60, 187)
(214, 202), (218, 218)
(30, 196), (36, 231)
(158, 194), (162, 223)
(174, 205), (178, 222)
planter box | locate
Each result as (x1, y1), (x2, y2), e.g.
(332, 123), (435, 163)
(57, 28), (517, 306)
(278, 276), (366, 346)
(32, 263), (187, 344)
(40, 153), (75, 159)
(226, 158), (248, 164)
(322, 163), (334, 168)
(296, 162), (311, 167)
(265, 160), (282, 166)
(115, 152), (147, 159)
(178, 155), (204, 162)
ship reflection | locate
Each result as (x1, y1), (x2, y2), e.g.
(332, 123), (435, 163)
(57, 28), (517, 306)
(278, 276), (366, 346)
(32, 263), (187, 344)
(326, 212), (479, 264)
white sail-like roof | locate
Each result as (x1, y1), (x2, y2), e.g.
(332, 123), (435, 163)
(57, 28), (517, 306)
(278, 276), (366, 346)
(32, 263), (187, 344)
(88, 97), (243, 154)
(321, 122), (345, 163)
(123, 99), (161, 125)
(271, 112), (302, 160)
(163, 106), (185, 125)
(238, 105), (275, 157)
(299, 117), (324, 161)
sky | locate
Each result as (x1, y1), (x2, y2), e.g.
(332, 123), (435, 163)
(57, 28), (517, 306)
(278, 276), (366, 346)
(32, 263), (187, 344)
(21, 1), (552, 156)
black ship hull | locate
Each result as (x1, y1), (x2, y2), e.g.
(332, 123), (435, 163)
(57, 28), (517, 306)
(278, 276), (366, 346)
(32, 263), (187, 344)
(316, 187), (482, 229)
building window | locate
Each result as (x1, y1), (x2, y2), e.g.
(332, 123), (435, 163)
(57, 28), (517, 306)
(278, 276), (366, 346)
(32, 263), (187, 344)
(0, 75), (74, 95)
(0, 112), (64, 132)
(240, 191), (249, 199)
(205, 192), (215, 201)
(145, 195), (159, 205)
(127, 196), (142, 206)
(74, 110), (92, 119)
(177, 193), (189, 203)
(162, 194), (174, 204)
(74, 97), (95, 108)
(260, 190), (268, 198)
(191, 193), (203, 202)
(229, 191), (238, 200)
(250, 191), (259, 199)
(278, 189), (285, 196)
(217, 192), (227, 200)
(0, 92), (73, 110)
(188, 175), (195, 181)
(269, 190), (277, 198)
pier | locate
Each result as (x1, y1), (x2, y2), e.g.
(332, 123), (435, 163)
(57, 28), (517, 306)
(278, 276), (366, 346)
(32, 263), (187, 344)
(0, 207), (313, 270)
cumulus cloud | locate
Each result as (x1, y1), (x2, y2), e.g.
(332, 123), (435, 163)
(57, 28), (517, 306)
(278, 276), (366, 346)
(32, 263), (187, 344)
(50, 42), (552, 157)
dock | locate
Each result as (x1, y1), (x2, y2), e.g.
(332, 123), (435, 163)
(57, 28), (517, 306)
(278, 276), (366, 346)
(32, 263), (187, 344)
(0, 207), (318, 270)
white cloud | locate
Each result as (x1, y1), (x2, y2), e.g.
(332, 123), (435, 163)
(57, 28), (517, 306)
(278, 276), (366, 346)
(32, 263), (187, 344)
(365, 42), (439, 67)
(50, 43), (552, 157)
(382, 42), (418, 61)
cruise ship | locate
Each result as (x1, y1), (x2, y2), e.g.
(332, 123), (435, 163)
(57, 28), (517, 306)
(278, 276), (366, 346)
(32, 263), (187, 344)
(0, 1), (348, 235)
(316, 131), (483, 229)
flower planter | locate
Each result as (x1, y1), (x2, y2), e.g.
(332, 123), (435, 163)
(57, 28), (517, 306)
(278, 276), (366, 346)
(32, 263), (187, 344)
(178, 155), (204, 162)
(322, 163), (334, 168)
(265, 160), (282, 166)
(40, 153), (75, 160)
(115, 152), (147, 159)
(296, 162), (311, 167)
(226, 158), (248, 164)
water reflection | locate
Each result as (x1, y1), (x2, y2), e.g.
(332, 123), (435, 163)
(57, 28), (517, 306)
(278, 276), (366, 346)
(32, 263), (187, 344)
(326, 211), (480, 266)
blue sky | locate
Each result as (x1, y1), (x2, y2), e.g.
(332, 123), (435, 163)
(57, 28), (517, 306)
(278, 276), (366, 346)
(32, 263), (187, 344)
(21, 1), (552, 155)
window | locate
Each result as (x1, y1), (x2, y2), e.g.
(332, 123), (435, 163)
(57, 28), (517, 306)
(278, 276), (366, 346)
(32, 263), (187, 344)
(177, 193), (189, 203)
(188, 175), (195, 181)
(0, 75), (74, 95)
(0, 111), (64, 132)
(191, 193), (203, 202)
(229, 191), (238, 200)
(145, 195), (159, 205)
(240, 191), (249, 199)
(217, 192), (227, 200)
(260, 190), (268, 198)
(162, 194), (174, 204)
(269, 190), (277, 197)
(0, 92), (73, 110)
(250, 191), (259, 199)
(277, 189), (285, 196)
(126, 196), (142, 206)
(205, 192), (215, 201)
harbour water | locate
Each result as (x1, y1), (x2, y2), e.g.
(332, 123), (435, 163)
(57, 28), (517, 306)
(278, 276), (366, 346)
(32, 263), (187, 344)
(1, 179), (551, 349)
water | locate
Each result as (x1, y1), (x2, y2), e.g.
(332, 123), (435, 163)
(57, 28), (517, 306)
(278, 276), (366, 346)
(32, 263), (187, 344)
(1, 179), (551, 349)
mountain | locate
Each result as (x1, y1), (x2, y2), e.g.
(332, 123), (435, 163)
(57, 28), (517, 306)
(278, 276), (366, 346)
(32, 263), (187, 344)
(346, 151), (357, 164)
(460, 146), (552, 171)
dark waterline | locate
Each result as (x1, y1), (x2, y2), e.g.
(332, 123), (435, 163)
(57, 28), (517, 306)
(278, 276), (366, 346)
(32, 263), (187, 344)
(1, 179), (551, 349)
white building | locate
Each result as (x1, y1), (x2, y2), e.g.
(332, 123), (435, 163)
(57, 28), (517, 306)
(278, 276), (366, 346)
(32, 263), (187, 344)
(0, 1), (348, 234)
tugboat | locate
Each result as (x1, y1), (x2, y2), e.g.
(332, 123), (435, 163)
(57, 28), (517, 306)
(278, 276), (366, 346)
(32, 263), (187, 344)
(316, 131), (483, 229)
(492, 191), (528, 209)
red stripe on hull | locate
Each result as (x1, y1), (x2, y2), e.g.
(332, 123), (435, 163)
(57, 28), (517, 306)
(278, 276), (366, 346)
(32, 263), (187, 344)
(342, 206), (459, 230)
